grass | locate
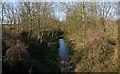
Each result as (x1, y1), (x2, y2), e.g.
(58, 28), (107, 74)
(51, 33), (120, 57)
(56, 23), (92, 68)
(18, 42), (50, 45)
(2, 19), (119, 72)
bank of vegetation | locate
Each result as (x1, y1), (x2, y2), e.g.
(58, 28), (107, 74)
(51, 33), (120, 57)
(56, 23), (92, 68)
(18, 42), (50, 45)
(1, 2), (119, 73)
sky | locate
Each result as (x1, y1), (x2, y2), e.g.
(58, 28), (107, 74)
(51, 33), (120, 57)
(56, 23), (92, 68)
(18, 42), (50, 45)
(1, 0), (120, 2)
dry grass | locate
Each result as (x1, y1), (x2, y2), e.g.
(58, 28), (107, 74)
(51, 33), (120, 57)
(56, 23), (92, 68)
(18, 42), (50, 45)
(66, 21), (119, 72)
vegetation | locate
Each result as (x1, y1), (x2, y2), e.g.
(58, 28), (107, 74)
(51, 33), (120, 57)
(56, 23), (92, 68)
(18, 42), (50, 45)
(1, 2), (119, 73)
